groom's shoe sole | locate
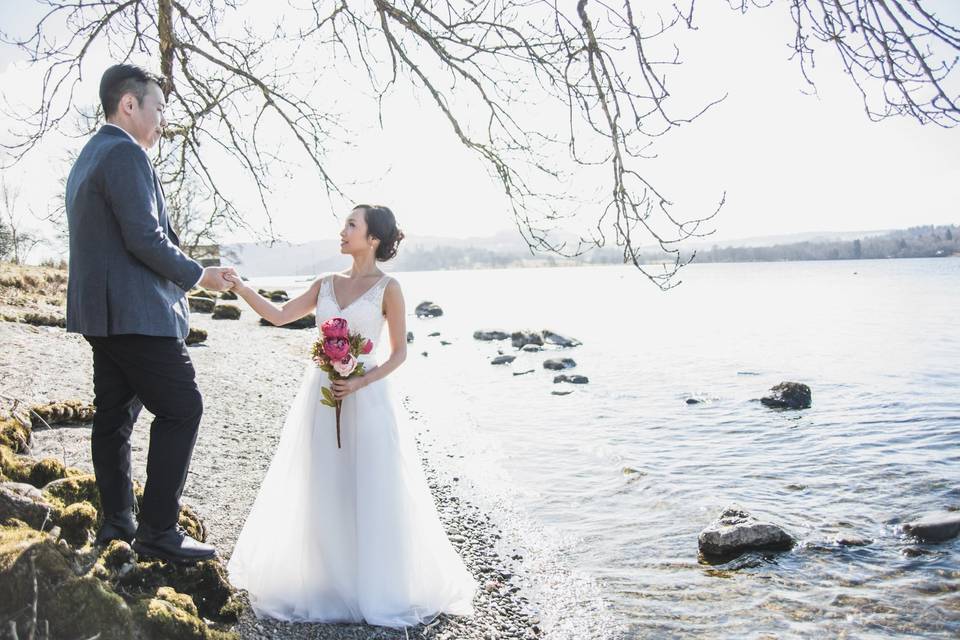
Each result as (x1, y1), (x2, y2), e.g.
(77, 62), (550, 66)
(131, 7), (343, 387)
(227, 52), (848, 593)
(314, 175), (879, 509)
(131, 540), (216, 564)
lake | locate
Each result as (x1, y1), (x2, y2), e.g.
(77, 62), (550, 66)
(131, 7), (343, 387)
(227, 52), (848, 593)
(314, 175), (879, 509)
(257, 258), (960, 638)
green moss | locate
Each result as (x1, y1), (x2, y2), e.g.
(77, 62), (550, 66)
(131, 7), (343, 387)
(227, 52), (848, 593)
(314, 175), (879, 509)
(59, 502), (98, 547)
(157, 585), (199, 616)
(101, 539), (136, 571)
(47, 575), (136, 639)
(0, 444), (33, 483)
(29, 457), (69, 488)
(134, 597), (237, 640)
(0, 416), (31, 453)
(43, 474), (100, 512)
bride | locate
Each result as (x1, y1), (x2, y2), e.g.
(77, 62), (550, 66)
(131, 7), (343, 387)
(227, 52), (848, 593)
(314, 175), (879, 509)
(224, 204), (476, 626)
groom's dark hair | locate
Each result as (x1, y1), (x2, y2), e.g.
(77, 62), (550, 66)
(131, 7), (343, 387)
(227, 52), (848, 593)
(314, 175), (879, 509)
(100, 64), (166, 118)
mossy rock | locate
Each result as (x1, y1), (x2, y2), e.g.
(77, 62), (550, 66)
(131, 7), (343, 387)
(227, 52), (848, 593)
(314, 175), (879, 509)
(30, 399), (95, 427)
(59, 502), (98, 547)
(119, 558), (237, 622)
(211, 304), (241, 320)
(188, 296), (216, 313)
(0, 415), (31, 453)
(0, 450), (71, 488)
(257, 288), (289, 302)
(21, 312), (66, 328)
(43, 474), (100, 512)
(0, 525), (138, 639)
(101, 539), (136, 571)
(157, 585), (199, 616)
(219, 290), (237, 300)
(28, 457), (70, 488)
(259, 312), (315, 329)
(133, 596), (236, 640)
(0, 445), (34, 484)
(186, 327), (208, 346)
(189, 289), (215, 300)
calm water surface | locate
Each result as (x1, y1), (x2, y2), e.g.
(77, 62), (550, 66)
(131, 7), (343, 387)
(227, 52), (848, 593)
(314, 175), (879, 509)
(262, 259), (960, 639)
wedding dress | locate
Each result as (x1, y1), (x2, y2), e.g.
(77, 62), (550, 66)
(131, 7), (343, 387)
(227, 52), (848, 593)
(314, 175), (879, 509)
(227, 274), (476, 626)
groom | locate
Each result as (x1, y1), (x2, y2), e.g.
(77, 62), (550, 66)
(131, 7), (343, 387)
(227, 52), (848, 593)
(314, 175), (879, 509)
(65, 64), (235, 563)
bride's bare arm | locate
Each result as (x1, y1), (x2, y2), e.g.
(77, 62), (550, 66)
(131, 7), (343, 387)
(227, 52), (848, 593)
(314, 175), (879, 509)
(225, 274), (323, 326)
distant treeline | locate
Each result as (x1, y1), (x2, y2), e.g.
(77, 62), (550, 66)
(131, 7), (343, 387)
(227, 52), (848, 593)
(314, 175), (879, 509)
(392, 225), (959, 271)
(687, 224), (959, 264)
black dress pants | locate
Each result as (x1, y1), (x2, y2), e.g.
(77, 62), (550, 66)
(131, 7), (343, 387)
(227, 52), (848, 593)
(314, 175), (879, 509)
(85, 334), (203, 530)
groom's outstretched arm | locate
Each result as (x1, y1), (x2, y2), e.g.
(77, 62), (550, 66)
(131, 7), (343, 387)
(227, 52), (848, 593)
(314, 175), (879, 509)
(102, 142), (203, 291)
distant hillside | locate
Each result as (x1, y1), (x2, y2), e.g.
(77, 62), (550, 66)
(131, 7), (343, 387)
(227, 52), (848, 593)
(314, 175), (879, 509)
(223, 224), (958, 275)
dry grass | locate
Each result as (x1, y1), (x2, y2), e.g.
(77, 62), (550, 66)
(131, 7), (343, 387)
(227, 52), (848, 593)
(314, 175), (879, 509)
(0, 262), (68, 324)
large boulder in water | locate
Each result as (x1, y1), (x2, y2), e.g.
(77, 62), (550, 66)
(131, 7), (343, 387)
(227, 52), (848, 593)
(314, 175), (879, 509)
(543, 358), (576, 371)
(542, 330), (582, 348)
(474, 330), (509, 341)
(760, 382), (811, 410)
(415, 301), (443, 318)
(511, 331), (543, 349)
(902, 512), (960, 543)
(698, 506), (795, 562)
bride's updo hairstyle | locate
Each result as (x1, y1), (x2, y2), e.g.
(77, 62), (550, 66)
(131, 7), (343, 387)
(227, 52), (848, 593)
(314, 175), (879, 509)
(356, 204), (404, 262)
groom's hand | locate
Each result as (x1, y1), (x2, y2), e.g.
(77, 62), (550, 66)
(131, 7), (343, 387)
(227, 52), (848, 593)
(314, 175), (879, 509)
(198, 267), (239, 292)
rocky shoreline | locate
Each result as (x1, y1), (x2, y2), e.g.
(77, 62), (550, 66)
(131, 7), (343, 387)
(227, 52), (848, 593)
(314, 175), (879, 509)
(0, 264), (540, 640)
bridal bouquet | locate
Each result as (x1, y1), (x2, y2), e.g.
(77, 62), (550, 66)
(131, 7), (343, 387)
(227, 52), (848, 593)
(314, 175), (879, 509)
(311, 317), (374, 448)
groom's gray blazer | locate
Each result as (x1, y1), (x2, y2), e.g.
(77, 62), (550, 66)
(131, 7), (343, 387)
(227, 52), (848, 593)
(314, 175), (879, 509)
(65, 125), (203, 339)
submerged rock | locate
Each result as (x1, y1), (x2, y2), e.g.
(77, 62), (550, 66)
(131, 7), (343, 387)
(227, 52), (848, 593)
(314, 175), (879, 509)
(902, 512), (960, 543)
(698, 506), (795, 562)
(521, 344), (542, 352)
(415, 301), (443, 318)
(554, 374), (589, 384)
(760, 382), (812, 410)
(473, 330), (509, 341)
(542, 330), (582, 348)
(511, 331), (543, 349)
(406, 331), (415, 343)
(491, 355), (516, 365)
(543, 358), (576, 371)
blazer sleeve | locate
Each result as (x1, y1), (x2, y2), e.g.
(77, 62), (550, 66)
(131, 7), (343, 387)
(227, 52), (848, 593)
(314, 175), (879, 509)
(101, 142), (204, 292)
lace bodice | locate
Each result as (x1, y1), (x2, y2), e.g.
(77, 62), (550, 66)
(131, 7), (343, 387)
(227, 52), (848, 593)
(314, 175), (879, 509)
(316, 274), (390, 362)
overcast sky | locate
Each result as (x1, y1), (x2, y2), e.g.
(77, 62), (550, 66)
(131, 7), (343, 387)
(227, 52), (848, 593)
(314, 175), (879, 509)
(1, 0), (958, 254)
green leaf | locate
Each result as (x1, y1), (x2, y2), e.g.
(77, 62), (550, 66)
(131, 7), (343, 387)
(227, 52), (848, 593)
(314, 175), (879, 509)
(321, 386), (335, 404)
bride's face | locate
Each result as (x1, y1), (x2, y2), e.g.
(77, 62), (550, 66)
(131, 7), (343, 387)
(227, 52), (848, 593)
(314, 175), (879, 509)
(339, 207), (377, 255)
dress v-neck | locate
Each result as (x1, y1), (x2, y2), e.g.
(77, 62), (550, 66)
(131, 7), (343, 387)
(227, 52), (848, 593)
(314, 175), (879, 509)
(330, 274), (387, 312)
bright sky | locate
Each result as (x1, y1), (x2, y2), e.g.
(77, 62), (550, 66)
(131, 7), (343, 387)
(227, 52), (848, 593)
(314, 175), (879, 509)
(1, 0), (958, 255)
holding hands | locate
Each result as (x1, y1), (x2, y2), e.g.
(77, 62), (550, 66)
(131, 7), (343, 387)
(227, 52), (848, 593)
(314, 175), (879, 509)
(198, 266), (241, 292)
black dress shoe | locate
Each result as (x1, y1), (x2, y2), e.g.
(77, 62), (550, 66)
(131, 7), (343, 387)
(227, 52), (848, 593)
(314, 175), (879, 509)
(132, 524), (216, 564)
(95, 508), (137, 545)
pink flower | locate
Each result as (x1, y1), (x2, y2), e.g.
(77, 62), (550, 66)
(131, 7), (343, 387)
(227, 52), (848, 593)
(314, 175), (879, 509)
(322, 336), (350, 361)
(321, 317), (349, 338)
(361, 339), (374, 355)
(332, 354), (357, 377)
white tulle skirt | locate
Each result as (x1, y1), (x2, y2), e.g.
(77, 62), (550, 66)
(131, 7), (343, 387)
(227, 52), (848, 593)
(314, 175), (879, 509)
(227, 361), (477, 626)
